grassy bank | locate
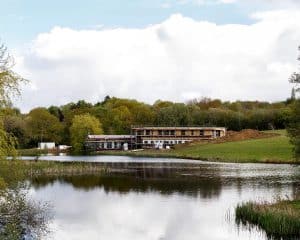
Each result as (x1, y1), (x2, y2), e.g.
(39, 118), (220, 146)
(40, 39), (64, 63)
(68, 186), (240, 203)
(236, 200), (300, 239)
(97, 130), (296, 163)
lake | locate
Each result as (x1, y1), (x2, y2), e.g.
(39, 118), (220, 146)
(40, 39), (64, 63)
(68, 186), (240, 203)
(27, 156), (300, 240)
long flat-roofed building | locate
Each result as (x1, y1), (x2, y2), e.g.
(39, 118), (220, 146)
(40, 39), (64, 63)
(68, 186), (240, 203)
(86, 126), (226, 151)
(131, 126), (226, 148)
(85, 135), (135, 151)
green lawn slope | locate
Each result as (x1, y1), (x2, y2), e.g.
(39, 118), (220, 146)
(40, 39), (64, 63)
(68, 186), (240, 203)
(172, 130), (294, 163)
(100, 130), (296, 163)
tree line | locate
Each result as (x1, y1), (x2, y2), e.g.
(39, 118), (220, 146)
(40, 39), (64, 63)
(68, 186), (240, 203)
(1, 96), (295, 150)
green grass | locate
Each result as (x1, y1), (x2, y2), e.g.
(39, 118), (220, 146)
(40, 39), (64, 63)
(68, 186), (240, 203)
(98, 130), (296, 163)
(236, 200), (300, 239)
(172, 133), (294, 163)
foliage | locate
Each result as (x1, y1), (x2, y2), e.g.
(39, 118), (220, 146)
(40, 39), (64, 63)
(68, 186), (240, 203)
(0, 42), (51, 239)
(287, 46), (300, 160)
(70, 113), (103, 153)
(25, 107), (63, 146)
(0, 188), (51, 240)
(0, 44), (27, 108)
(287, 100), (300, 160)
(289, 46), (300, 94)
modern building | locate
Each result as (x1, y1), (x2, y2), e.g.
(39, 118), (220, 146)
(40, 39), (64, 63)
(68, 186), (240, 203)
(131, 126), (226, 148)
(86, 126), (226, 151)
(85, 135), (135, 151)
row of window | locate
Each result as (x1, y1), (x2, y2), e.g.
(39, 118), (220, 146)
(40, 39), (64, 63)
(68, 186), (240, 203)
(143, 140), (188, 145)
(96, 142), (123, 149)
(136, 130), (206, 136)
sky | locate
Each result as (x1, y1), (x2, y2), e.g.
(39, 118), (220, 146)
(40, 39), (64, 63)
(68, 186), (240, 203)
(1, 0), (300, 112)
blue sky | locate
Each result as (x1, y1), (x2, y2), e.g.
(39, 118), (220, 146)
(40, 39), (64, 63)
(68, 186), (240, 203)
(2, 0), (300, 111)
(1, 0), (269, 48)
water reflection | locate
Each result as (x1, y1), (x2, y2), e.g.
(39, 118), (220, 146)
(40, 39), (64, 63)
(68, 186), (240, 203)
(28, 158), (300, 240)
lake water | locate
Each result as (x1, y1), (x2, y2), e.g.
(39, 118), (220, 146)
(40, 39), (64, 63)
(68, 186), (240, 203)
(27, 156), (300, 240)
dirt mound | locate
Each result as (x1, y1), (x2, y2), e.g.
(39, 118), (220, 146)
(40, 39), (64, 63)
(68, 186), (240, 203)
(221, 129), (277, 142)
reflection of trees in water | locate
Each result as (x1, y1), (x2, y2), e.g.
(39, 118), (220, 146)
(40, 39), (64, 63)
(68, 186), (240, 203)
(30, 167), (224, 200)
(30, 163), (300, 201)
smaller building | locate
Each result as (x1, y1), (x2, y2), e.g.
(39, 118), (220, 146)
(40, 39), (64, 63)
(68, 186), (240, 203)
(85, 135), (135, 151)
(38, 142), (56, 150)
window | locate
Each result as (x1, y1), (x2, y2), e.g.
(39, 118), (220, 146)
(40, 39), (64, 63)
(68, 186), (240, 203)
(107, 142), (112, 149)
(216, 130), (221, 137)
(181, 130), (185, 136)
(170, 130), (175, 136)
(191, 130), (194, 136)
(158, 130), (163, 135)
(178, 141), (182, 144)
(200, 130), (204, 136)
(146, 130), (151, 136)
(164, 130), (169, 136)
(137, 130), (143, 135)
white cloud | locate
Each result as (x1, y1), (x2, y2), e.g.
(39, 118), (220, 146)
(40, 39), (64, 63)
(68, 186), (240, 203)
(14, 10), (300, 112)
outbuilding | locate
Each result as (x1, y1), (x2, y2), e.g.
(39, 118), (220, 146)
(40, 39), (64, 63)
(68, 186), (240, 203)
(38, 142), (56, 150)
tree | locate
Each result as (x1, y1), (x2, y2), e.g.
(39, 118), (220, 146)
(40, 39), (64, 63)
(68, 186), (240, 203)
(25, 108), (63, 146)
(0, 42), (51, 239)
(287, 100), (300, 159)
(287, 46), (300, 160)
(0, 43), (25, 158)
(3, 115), (27, 148)
(289, 46), (300, 94)
(70, 114), (103, 153)
(0, 44), (26, 108)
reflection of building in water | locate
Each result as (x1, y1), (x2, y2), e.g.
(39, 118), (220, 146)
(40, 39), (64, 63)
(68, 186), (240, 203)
(86, 126), (226, 151)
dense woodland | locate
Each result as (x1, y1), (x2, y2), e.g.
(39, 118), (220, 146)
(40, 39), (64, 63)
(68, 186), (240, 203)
(1, 96), (295, 149)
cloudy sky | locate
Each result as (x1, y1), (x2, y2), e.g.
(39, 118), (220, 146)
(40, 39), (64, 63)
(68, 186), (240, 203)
(1, 0), (300, 112)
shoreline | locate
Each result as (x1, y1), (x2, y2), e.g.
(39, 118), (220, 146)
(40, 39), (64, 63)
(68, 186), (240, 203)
(93, 150), (299, 164)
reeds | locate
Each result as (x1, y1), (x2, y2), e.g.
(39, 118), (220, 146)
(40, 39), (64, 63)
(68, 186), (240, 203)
(236, 200), (300, 239)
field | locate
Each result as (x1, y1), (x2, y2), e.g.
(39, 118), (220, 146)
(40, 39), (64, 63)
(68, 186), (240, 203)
(99, 130), (296, 163)
(171, 130), (294, 163)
